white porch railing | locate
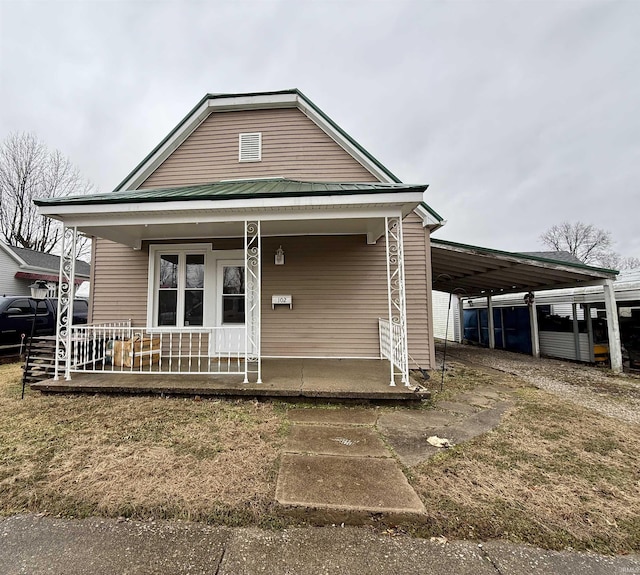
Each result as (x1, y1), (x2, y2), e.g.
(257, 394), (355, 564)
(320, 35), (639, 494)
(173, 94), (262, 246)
(378, 318), (408, 386)
(69, 323), (246, 375)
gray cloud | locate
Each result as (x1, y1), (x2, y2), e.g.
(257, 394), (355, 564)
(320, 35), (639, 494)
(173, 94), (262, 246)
(1, 0), (638, 258)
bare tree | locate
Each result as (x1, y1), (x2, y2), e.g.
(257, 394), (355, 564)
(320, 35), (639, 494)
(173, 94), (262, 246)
(540, 221), (639, 270)
(597, 252), (640, 272)
(0, 132), (93, 258)
(540, 221), (613, 265)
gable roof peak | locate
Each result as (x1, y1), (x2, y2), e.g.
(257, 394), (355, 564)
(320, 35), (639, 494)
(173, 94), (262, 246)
(113, 89), (401, 193)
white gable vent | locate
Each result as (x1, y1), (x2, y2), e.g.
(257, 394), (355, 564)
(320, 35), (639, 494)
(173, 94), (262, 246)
(239, 132), (262, 162)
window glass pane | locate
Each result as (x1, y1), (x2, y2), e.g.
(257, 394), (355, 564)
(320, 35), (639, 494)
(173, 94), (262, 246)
(10, 299), (33, 314)
(223, 296), (245, 324)
(186, 254), (205, 288)
(159, 255), (178, 288)
(223, 266), (244, 295)
(184, 290), (203, 326)
(158, 290), (177, 326)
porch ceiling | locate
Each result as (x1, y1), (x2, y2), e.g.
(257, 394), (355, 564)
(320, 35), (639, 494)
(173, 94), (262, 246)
(70, 217), (396, 247)
(431, 238), (618, 298)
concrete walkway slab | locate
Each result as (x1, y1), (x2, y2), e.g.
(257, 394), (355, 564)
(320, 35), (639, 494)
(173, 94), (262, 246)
(0, 514), (230, 575)
(436, 400), (479, 415)
(377, 410), (460, 432)
(379, 401), (515, 467)
(2, 516), (638, 575)
(219, 527), (496, 575)
(285, 424), (390, 457)
(276, 454), (426, 520)
(481, 540), (638, 575)
(452, 392), (496, 409)
(287, 407), (378, 426)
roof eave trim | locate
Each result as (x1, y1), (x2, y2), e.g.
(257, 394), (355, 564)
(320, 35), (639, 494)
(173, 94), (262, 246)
(431, 238), (619, 277)
(0, 242), (28, 266)
(414, 201), (446, 230)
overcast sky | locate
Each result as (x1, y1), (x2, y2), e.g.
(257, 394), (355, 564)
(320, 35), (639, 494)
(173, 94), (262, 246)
(1, 0), (638, 258)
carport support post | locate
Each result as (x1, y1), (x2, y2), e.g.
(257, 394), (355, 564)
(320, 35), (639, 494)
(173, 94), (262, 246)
(529, 300), (540, 359)
(571, 303), (582, 361)
(457, 296), (465, 343)
(603, 279), (623, 373)
(487, 294), (495, 349)
(585, 304), (595, 362)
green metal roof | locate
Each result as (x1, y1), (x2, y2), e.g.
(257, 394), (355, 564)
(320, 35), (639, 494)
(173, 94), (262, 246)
(419, 201), (444, 223)
(35, 178), (428, 207)
(113, 89), (402, 192)
(431, 238), (619, 275)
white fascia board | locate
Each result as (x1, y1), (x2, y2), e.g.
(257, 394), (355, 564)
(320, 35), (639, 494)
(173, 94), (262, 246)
(0, 242), (27, 266)
(60, 207), (407, 229)
(207, 92), (298, 111)
(38, 191), (423, 220)
(296, 96), (395, 183)
(117, 93), (300, 192)
(414, 204), (446, 231)
(436, 243), (615, 280)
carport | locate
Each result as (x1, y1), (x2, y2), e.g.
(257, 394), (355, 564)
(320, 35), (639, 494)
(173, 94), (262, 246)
(430, 238), (623, 372)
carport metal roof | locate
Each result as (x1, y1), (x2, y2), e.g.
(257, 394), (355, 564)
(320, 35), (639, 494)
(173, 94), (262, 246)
(431, 238), (618, 298)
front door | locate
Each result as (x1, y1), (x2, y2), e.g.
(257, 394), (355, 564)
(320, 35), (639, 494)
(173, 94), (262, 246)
(213, 261), (246, 354)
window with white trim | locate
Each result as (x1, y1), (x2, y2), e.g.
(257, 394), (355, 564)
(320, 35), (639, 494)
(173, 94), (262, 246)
(155, 250), (206, 327)
(239, 132), (262, 162)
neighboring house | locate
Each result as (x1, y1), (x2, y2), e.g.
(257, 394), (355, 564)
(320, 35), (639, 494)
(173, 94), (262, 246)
(35, 89), (445, 385)
(0, 242), (90, 297)
(431, 290), (460, 342)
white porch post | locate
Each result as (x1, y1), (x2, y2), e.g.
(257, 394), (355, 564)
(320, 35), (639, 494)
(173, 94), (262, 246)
(529, 299), (540, 359)
(487, 294), (495, 349)
(244, 220), (262, 384)
(384, 216), (409, 387)
(603, 279), (623, 373)
(54, 226), (77, 381)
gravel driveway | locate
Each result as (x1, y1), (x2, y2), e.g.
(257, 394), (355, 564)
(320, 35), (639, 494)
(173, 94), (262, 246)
(437, 342), (640, 425)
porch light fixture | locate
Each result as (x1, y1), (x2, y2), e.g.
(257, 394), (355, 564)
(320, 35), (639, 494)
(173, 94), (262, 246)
(275, 246), (285, 266)
(29, 280), (49, 300)
(22, 280), (50, 399)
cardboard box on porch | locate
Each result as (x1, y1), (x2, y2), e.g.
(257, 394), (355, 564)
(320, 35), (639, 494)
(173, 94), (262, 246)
(106, 334), (161, 368)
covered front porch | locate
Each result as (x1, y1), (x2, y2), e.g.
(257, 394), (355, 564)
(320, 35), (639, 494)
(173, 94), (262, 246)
(31, 358), (426, 401)
(35, 179), (436, 391)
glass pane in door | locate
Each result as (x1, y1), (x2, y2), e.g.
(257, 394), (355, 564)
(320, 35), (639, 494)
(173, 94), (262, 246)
(222, 266), (245, 324)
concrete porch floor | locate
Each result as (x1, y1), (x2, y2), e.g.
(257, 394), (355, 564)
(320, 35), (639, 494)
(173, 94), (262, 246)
(31, 358), (428, 401)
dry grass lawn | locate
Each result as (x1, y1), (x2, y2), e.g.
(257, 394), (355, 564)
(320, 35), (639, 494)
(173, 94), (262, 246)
(2, 358), (639, 555)
(0, 363), (288, 526)
(411, 363), (640, 555)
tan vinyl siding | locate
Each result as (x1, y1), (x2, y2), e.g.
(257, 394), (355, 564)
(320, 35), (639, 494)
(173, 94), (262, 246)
(91, 239), (149, 325)
(262, 215), (431, 366)
(403, 213), (432, 368)
(89, 219), (433, 369)
(140, 108), (379, 188)
(261, 235), (387, 358)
